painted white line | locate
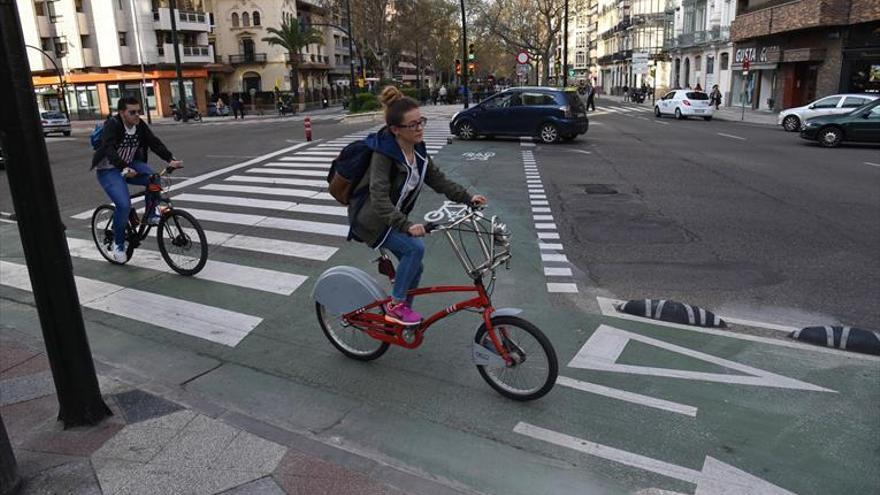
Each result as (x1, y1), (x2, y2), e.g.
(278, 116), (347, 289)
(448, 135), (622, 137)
(529, 190), (546, 194)
(539, 243), (564, 250)
(0, 260), (261, 347)
(291, 151), (340, 156)
(203, 230), (337, 261)
(70, 142), (313, 219)
(864, 162), (880, 168)
(557, 376), (697, 417)
(653, 120), (670, 126)
(533, 215), (553, 221)
(179, 208), (349, 237)
(278, 157), (332, 163)
(225, 175), (327, 188)
(541, 253), (568, 262)
(595, 297), (880, 362)
(532, 207), (551, 213)
(200, 183), (333, 201)
(717, 132), (746, 141)
(543, 267), (572, 276)
(534, 223), (557, 229)
(531, 200), (549, 206)
(537, 232), (560, 239)
(547, 283), (578, 293)
(174, 193), (346, 217)
(0, 218), (16, 224)
(529, 194), (547, 200)
(262, 162), (329, 169)
(65, 237), (306, 296)
(514, 422), (701, 484)
(247, 168), (327, 177)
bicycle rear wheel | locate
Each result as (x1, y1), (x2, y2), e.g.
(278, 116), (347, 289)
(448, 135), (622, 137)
(90, 204), (131, 264)
(316, 302), (389, 361)
(475, 316), (558, 401)
(156, 209), (208, 275)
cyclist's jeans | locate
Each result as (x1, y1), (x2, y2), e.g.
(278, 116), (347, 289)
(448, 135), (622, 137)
(96, 161), (158, 249)
(381, 229), (424, 306)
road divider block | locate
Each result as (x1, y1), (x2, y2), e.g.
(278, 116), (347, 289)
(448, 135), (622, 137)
(616, 299), (726, 328)
(790, 326), (880, 355)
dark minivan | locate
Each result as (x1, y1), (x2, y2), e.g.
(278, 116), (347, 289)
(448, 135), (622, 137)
(450, 87), (588, 143)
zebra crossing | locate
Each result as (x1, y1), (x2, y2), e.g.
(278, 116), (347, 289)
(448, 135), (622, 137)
(0, 120), (455, 348)
(590, 104), (655, 117)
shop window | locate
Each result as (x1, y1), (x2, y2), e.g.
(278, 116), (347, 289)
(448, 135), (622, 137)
(231, 12), (239, 27)
(841, 96), (869, 108)
(252, 11), (260, 26)
(118, 32), (127, 46)
(720, 52), (729, 70)
(242, 12), (250, 27)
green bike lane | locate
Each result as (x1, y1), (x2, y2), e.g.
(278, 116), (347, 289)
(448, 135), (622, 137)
(1, 130), (878, 494)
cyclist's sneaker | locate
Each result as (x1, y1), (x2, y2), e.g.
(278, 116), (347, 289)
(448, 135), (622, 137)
(383, 301), (422, 326)
(146, 206), (161, 225)
(111, 245), (127, 263)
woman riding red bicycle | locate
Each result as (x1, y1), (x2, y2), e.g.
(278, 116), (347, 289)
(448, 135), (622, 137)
(348, 86), (486, 326)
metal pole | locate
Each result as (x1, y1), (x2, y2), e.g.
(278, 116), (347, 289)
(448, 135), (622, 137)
(1, 0), (113, 428)
(345, 0), (357, 96)
(168, 0), (188, 121)
(741, 74), (746, 121)
(459, 0), (468, 109)
(129, 0), (151, 123)
(25, 45), (69, 120)
(562, 0), (569, 88)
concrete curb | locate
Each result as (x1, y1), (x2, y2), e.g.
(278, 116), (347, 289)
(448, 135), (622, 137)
(790, 326), (880, 355)
(616, 299), (726, 328)
(341, 111), (384, 125)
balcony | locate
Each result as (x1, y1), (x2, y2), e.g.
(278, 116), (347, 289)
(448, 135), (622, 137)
(157, 44), (213, 63)
(229, 53), (267, 64)
(152, 8), (210, 32)
(82, 47), (97, 67)
(37, 15), (55, 37)
(669, 26), (731, 49)
(286, 52), (330, 68)
(77, 12), (90, 35)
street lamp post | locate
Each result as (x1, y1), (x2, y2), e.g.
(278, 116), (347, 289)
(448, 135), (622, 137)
(562, 0), (569, 88)
(345, 0), (357, 96)
(459, 0), (468, 109)
(25, 45), (70, 120)
(168, 0), (188, 121)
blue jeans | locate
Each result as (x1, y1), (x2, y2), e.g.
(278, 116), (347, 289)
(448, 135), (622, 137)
(381, 229), (424, 305)
(96, 161), (158, 249)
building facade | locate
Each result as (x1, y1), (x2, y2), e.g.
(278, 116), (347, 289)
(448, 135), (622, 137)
(666, 0), (736, 103)
(20, 0), (213, 119)
(729, 0), (879, 111)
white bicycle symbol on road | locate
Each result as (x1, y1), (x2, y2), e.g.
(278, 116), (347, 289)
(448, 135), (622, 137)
(424, 201), (472, 223)
(461, 152), (495, 161)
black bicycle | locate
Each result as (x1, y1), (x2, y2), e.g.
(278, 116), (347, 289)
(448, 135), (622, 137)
(90, 166), (208, 276)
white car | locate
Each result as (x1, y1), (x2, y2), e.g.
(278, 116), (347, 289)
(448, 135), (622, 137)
(777, 93), (878, 132)
(40, 111), (71, 137)
(654, 90), (714, 120)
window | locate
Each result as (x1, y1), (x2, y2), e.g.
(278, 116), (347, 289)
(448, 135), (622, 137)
(868, 106), (880, 119)
(75, 0), (83, 12)
(695, 55), (702, 71)
(80, 35), (89, 47)
(231, 12), (239, 27)
(34, 1), (45, 16)
(242, 12), (249, 27)
(706, 56), (714, 74)
(252, 11), (260, 26)
(482, 93), (516, 109)
(47, 1), (60, 22)
(686, 92), (709, 99)
(720, 52), (729, 70)
(812, 96), (841, 109)
(118, 32), (127, 46)
(521, 92), (555, 106)
(841, 96), (869, 108)
(575, 52), (586, 68)
(40, 37), (52, 52)
(52, 36), (66, 56)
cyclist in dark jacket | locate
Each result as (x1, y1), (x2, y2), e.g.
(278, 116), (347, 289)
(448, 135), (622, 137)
(92, 96), (182, 262)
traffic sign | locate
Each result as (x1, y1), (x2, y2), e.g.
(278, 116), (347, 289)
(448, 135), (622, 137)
(632, 52), (649, 74)
(743, 58), (751, 71)
(516, 52), (529, 65)
(568, 69), (576, 77)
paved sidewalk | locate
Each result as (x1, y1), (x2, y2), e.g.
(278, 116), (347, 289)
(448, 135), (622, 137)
(0, 327), (469, 495)
(69, 105), (348, 130)
(597, 94), (779, 126)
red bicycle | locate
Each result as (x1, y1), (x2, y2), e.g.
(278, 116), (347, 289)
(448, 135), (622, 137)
(314, 205), (558, 401)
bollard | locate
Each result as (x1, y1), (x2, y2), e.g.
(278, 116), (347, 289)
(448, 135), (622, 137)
(304, 116), (312, 142)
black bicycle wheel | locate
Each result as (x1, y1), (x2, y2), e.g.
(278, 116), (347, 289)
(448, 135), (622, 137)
(475, 316), (558, 401)
(156, 209), (208, 275)
(90, 204), (131, 264)
(316, 302), (389, 361)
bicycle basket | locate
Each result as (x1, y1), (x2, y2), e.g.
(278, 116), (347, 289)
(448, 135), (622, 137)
(439, 211), (512, 279)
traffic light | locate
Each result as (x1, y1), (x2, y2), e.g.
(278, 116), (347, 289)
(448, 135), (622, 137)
(455, 59), (461, 75)
(468, 43), (475, 61)
(467, 61), (476, 76)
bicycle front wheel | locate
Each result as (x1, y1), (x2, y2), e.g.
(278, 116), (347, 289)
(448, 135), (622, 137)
(157, 209), (208, 276)
(475, 316), (558, 401)
(90, 204), (131, 264)
(316, 302), (389, 361)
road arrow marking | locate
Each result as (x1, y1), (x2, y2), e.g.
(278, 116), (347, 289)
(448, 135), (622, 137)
(514, 422), (796, 494)
(570, 325), (835, 392)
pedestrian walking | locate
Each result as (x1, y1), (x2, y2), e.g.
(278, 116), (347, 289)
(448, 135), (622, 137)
(586, 84), (596, 112)
(623, 84), (630, 102)
(710, 84), (722, 110)
(694, 82), (703, 92)
(439, 85), (448, 104)
(216, 97), (226, 116)
(231, 95), (241, 119)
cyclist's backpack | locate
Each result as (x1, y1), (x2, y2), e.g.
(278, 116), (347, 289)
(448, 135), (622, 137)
(327, 140), (372, 205)
(89, 122), (104, 151)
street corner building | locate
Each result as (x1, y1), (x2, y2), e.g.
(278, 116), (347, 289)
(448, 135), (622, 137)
(729, 0), (880, 111)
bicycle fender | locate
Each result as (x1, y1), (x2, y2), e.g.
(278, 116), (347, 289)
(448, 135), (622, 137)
(472, 308), (523, 368)
(313, 266), (388, 314)
(489, 307), (523, 319)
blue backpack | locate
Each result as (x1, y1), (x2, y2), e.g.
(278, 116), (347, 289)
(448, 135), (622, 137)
(89, 122), (104, 151)
(326, 140), (373, 205)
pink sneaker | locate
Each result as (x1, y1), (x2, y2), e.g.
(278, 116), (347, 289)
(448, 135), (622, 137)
(384, 301), (422, 326)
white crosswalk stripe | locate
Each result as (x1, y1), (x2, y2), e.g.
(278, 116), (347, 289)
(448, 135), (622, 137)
(225, 175), (327, 188)
(174, 193), (347, 217)
(201, 183), (333, 201)
(246, 168), (328, 177)
(181, 207), (349, 237)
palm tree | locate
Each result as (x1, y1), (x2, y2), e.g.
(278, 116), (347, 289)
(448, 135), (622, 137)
(262, 13), (324, 100)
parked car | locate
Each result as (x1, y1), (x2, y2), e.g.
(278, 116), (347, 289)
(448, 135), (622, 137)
(40, 111), (71, 136)
(450, 87), (589, 143)
(778, 93), (878, 132)
(654, 90), (714, 120)
(799, 98), (880, 147)
(207, 101), (230, 117)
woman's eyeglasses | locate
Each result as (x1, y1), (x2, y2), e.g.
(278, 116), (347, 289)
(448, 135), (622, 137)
(398, 117), (428, 130)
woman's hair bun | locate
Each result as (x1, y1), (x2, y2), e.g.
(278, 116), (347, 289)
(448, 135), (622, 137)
(379, 86), (403, 107)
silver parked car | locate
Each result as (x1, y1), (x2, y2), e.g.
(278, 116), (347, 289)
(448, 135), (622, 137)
(777, 94), (879, 132)
(40, 111), (71, 136)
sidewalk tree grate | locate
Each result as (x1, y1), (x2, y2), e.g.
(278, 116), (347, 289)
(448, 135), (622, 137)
(583, 184), (618, 195)
(790, 326), (880, 355)
(616, 299), (726, 327)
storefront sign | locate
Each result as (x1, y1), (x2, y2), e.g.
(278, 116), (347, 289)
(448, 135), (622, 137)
(735, 46), (780, 64)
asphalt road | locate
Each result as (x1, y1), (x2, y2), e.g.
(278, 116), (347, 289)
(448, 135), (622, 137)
(1, 105), (878, 495)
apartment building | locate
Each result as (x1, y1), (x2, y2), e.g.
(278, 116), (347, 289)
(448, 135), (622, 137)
(665, 0), (736, 103)
(595, 0), (670, 95)
(555, 0), (595, 85)
(19, 0), (213, 119)
(729, 0), (879, 111)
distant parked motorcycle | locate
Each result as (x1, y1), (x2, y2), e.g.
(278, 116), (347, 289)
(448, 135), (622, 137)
(277, 95), (296, 116)
(171, 102), (202, 122)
